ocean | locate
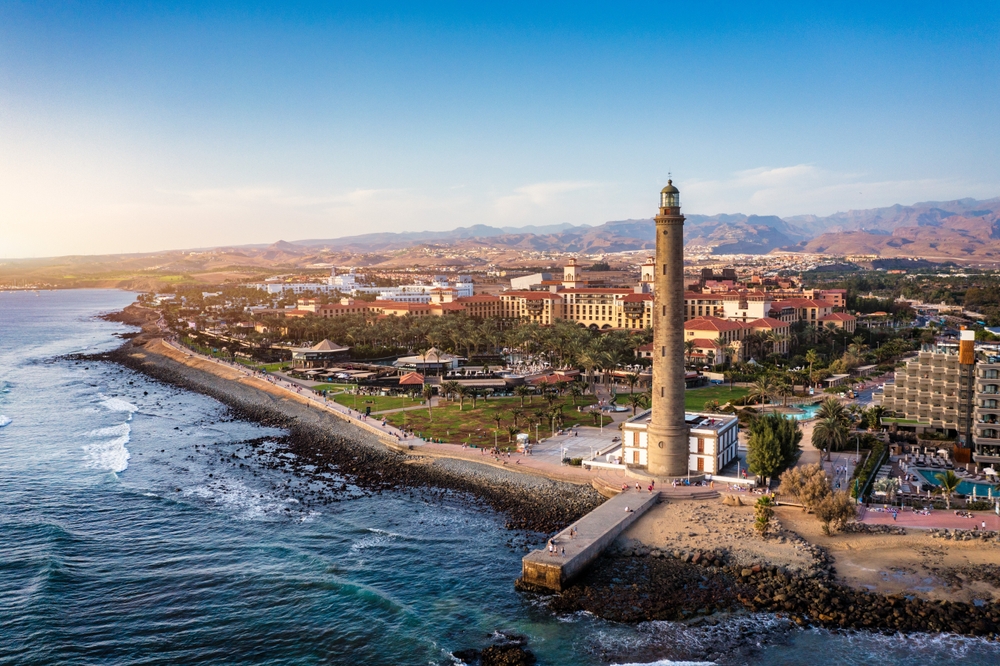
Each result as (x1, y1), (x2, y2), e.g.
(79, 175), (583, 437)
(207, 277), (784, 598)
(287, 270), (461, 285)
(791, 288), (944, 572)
(1, 289), (998, 665)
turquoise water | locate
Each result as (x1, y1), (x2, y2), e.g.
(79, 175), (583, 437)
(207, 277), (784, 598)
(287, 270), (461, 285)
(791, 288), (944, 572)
(2, 290), (999, 665)
(917, 469), (998, 497)
(786, 404), (821, 421)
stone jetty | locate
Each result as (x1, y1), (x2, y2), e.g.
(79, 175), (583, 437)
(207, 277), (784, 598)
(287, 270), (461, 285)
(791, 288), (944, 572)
(520, 489), (660, 591)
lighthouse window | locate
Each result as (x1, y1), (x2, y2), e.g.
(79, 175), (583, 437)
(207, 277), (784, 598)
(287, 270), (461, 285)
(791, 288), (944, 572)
(661, 346), (665, 357)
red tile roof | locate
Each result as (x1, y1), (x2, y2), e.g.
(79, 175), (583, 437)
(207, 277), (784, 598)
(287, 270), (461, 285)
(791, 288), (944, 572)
(684, 316), (749, 332)
(819, 312), (857, 321)
(748, 317), (788, 329)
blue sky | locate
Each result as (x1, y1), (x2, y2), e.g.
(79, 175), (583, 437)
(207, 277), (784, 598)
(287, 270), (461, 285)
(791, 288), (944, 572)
(1, 2), (998, 257)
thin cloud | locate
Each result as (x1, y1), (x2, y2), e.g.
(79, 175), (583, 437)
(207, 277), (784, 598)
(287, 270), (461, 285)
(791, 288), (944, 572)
(683, 166), (992, 217)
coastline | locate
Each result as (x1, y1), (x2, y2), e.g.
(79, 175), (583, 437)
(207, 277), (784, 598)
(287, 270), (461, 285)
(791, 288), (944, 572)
(100, 304), (1000, 644)
(95, 306), (603, 534)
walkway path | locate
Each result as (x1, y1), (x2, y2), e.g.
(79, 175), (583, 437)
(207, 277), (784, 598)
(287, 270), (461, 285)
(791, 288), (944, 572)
(860, 507), (1000, 531)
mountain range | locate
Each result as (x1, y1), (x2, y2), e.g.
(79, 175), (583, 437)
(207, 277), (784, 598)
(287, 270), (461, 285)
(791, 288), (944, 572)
(280, 196), (1000, 258)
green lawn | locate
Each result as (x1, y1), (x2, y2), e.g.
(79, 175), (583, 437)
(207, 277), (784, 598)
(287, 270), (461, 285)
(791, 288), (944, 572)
(311, 383), (354, 393)
(684, 385), (750, 411)
(384, 397), (611, 446)
(333, 393), (426, 413)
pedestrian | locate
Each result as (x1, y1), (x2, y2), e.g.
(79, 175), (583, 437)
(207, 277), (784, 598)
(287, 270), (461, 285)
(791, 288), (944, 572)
(983, 520), (988, 531)
(561, 547), (565, 556)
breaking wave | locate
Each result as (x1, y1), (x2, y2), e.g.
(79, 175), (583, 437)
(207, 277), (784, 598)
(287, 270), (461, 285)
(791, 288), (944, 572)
(83, 422), (131, 473)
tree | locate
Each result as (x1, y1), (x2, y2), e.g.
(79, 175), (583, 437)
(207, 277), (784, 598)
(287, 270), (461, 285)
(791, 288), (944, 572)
(778, 463), (831, 510)
(568, 384), (583, 406)
(509, 408), (524, 427)
(805, 349), (820, 384)
(748, 378), (773, 407)
(441, 380), (460, 402)
(747, 413), (801, 484)
(934, 470), (962, 509)
(492, 411), (503, 431)
(866, 405), (885, 431)
(702, 399), (722, 413)
(812, 416), (849, 454)
(506, 423), (519, 444)
(815, 492), (857, 535)
(754, 495), (775, 536)
(469, 388), (481, 409)
(514, 385), (531, 407)
(684, 340), (697, 364)
(817, 397), (850, 426)
(627, 391), (648, 415)
(422, 385), (435, 420)
(455, 385), (469, 411)
(747, 422), (784, 485)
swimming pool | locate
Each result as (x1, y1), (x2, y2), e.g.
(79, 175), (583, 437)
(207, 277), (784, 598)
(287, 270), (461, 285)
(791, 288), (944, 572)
(786, 404), (821, 420)
(917, 469), (998, 496)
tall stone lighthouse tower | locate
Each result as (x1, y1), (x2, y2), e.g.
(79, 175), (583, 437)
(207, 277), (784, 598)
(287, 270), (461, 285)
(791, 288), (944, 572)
(646, 180), (689, 477)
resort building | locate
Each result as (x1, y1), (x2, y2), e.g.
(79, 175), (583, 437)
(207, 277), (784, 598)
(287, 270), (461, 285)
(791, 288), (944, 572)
(621, 409), (740, 474)
(818, 312), (858, 333)
(974, 353), (1000, 466)
(877, 343), (967, 432)
(290, 339), (351, 368)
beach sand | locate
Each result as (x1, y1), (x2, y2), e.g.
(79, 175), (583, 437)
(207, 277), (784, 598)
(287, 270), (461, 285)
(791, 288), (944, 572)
(623, 498), (1000, 604)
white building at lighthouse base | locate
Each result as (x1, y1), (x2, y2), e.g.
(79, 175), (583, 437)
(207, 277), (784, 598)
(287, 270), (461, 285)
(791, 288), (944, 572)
(621, 410), (739, 475)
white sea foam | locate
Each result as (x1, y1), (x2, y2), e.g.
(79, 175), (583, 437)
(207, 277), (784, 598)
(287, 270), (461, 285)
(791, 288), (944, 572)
(183, 479), (291, 521)
(0, 415), (11, 427)
(82, 422), (131, 473)
(611, 661), (716, 666)
(97, 394), (138, 419)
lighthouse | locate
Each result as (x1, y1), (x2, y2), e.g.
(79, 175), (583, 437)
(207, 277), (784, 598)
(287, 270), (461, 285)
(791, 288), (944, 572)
(645, 180), (690, 477)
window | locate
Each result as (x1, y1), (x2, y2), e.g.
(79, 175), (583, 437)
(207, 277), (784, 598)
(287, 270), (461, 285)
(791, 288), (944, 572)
(697, 438), (705, 454)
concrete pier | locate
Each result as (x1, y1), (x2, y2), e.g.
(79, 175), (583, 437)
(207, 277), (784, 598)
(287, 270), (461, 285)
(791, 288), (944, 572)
(520, 489), (660, 591)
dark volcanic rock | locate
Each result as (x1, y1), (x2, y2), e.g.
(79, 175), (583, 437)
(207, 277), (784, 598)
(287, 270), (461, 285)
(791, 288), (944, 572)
(88, 338), (602, 534)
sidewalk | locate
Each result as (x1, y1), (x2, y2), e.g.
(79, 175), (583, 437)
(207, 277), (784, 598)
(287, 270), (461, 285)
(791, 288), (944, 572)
(860, 507), (1000, 531)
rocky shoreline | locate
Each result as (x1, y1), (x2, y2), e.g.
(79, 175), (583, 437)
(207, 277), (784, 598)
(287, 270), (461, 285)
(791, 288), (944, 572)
(87, 321), (601, 534)
(531, 542), (1000, 641)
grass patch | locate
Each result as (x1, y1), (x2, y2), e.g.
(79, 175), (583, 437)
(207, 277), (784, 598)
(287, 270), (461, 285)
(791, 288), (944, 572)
(310, 383), (354, 393)
(684, 385), (750, 411)
(384, 398), (611, 445)
(882, 417), (922, 425)
(333, 394), (426, 412)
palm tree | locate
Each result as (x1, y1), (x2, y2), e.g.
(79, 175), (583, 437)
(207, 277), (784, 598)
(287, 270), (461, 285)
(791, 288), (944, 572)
(549, 405), (564, 434)
(469, 388), (482, 409)
(568, 384), (584, 405)
(514, 385), (532, 407)
(624, 372), (640, 395)
(626, 391), (647, 415)
(805, 349), (820, 385)
(506, 423), (519, 444)
(441, 380), (461, 402)
(817, 397), (849, 426)
(422, 384), (435, 420)
(509, 408), (524, 427)
(934, 470), (961, 509)
(492, 411), (503, 431)
(455, 385), (469, 411)
(543, 390), (559, 409)
(813, 416), (849, 455)
(866, 405), (886, 431)
(748, 378), (773, 407)
(684, 340), (697, 365)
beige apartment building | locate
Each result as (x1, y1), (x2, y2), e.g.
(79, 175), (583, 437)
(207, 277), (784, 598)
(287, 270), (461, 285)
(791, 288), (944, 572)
(878, 342), (971, 433)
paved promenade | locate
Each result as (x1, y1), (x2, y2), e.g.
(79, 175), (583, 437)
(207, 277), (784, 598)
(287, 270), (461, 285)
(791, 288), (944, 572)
(860, 506), (1000, 531)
